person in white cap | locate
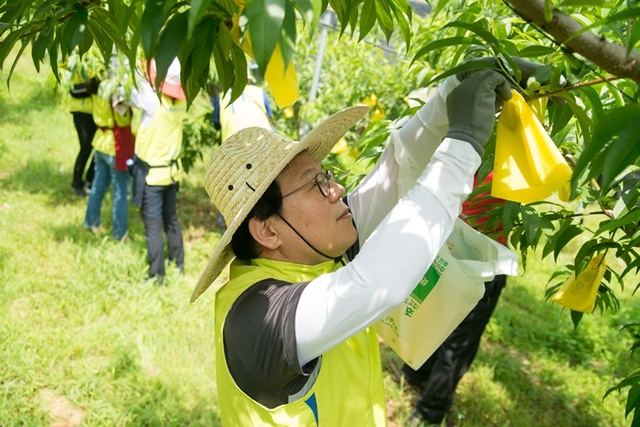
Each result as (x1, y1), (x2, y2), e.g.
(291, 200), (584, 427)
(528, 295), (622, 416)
(129, 58), (186, 284)
(191, 68), (513, 425)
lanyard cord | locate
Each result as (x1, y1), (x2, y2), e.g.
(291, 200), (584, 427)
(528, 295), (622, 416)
(274, 212), (345, 266)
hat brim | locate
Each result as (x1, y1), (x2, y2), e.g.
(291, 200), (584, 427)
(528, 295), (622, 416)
(146, 60), (186, 101)
(158, 82), (186, 101)
(190, 105), (369, 302)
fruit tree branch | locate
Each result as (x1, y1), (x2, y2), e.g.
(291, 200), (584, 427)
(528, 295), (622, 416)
(506, 0), (640, 83)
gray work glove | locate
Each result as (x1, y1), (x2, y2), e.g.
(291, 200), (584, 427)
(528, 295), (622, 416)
(456, 56), (549, 89)
(445, 70), (512, 155)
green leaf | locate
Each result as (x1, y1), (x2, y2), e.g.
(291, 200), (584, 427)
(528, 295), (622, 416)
(90, 8), (131, 58)
(564, 8), (640, 44)
(182, 17), (218, 102)
(345, 0), (362, 37)
(31, 30), (52, 70)
(629, 19), (640, 57)
(78, 27), (94, 57)
(580, 84), (604, 118)
(358, 0), (376, 41)
(431, 0), (453, 18)
(444, 21), (500, 49)
(574, 105), (640, 192)
(213, 27), (234, 92)
(88, 18), (114, 67)
(423, 60), (495, 87)
(549, 100), (574, 137)
(188, 0), (214, 37)
(622, 257), (640, 282)
(155, 11), (188, 86)
(330, 0), (350, 34)
(605, 368), (640, 398)
(0, 28), (25, 69)
(295, 0), (320, 30)
(230, 42), (248, 100)
(554, 224), (583, 261)
(246, 0), (286, 73)
(600, 119), (640, 192)
(558, 0), (604, 5)
(62, 8), (88, 54)
(279, 0), (297, 69)
(570, 310), (584, 329)
(517, 45), (557, 57)
(141, 0), (166, 59)
(374, 0), (394, 42)
(388, 0), (411, 50)
(596, 209), (640, 238)
(627, 384), (640, 417)
(563, 95), (592, 145)
(412, 37), (477, 65)
(521, 207), (540, 246)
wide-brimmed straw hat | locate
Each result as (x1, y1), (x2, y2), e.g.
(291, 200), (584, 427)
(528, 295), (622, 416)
(146, 58), (186, 101)
(191, 105), (369, 302)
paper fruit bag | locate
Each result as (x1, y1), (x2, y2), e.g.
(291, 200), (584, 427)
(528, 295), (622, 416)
(375, 219), (518, 369)
(492, 90), (573, 204)
(553, 253), (606, 312)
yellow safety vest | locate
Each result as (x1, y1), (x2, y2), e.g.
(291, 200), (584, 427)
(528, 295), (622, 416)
(91, 95), (131, 156)
(214, 257), (387, 427)
(69, 97), (93, 114)
(135, 95), (186, 186)
(69, 73), (93, 114)
(219, 85), (271, 141)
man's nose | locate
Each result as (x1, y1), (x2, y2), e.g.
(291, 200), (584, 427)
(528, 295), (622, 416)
(328, 180), (345, 202)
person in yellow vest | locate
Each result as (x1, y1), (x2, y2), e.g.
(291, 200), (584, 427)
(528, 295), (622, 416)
(129, 58), (186, 283)
(189, 69), (513, 425)
(69, 75), (100, 197)
(83, 79), (134, 240)
(210, 76), (274, 142)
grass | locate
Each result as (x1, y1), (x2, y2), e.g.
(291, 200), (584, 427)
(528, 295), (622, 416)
(1, 54), (638, 426)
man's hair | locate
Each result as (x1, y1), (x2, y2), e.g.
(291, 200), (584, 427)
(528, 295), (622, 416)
(231, 179), (283, 260)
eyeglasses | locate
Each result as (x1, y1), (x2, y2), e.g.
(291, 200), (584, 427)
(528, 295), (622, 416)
(282, 169), (337, 199)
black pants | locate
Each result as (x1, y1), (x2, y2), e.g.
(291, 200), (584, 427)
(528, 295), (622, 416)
(141, 183), (184, 278)
(71, 112), (97, 187)
(403, 275), (507, 423)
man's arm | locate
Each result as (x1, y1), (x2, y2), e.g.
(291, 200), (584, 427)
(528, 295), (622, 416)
(349, 76), (461, 243)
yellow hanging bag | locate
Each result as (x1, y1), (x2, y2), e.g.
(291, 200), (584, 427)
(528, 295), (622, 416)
(492, 90), (573, 204)
(552, 252), (606, 312)
(241, 35), (300, 109)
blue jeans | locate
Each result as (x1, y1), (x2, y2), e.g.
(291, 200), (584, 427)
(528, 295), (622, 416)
(84, 151), (131, 239)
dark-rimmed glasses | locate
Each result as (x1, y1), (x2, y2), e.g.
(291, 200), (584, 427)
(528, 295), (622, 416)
(282, 169), (337, 199)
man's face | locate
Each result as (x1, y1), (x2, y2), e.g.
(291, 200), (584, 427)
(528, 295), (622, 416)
(275, 151), (358, 264)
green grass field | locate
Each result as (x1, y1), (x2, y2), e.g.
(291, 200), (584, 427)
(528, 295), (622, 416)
(0, 55), (637, 426)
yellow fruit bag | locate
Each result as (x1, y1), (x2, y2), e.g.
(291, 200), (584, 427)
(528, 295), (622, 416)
(242, 36), (299, 109)
(492, 90), (573, 204)
(553, 252), (606, 312)
(232, 0), (300, 108)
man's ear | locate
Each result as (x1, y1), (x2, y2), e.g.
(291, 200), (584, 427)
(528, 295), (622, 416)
(248, 217), (281, 250)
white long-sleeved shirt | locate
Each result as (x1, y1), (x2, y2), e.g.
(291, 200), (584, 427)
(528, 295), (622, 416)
(294, 76), (480, 366)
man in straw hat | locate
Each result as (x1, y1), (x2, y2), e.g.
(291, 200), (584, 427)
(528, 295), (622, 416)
(192, 69), (512, 425)
(129, 57), (187, 283)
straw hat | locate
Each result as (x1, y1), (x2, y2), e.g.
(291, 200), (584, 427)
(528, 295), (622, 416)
(191, 105), (369, 302)
(147, 58), (186, 101)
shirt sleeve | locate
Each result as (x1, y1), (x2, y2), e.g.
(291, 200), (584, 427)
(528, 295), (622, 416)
(348, 75), (460, 243)
(129, 78), (159, 129)
(295, 138), (481, 366)
(224, 279), (318, 407)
